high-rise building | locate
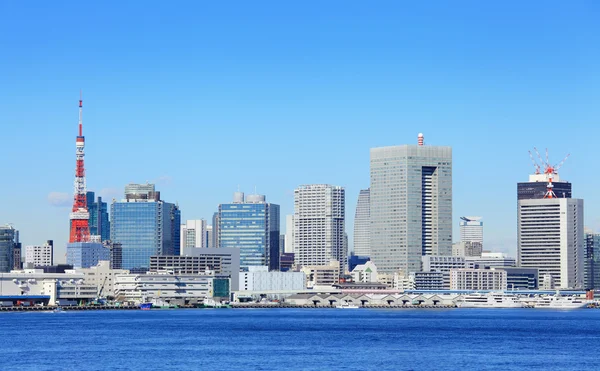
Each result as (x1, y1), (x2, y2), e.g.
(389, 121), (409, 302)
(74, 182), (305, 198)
(284, 214), (294, 254)
(25, 240), (53, 267)
(206, 225), (213, 248)
(370, 134), (452, 275)
(181, 220), (207, 251)
(584, 232), (600, 290)
(517, 198), (584, 289)
(66, 240), (110, 269)
(218, 192), (280, 271)
(87, 191), (110, 241)
(459, 216), (483, 247)
(212, 212), (220, 249)
(294, 184), (346, 272)
(353, 188), (371, 257)
(517, 173), (571, 200)
(110, 184), (181, 272)
(0, 225), (17, 273)
(279, 234), (285, 256)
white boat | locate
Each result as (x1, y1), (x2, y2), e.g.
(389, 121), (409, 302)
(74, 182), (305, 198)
(335, 301), (360, 309)
(456, 292), (524, 308)
(533, 296), (590, 309)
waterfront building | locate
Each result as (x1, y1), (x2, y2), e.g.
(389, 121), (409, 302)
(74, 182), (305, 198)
(493, 267), (539, 290)
(66, 241), (110, 269)
(350, 261), (378, 283)
(459, 216), (483, 246)
(452, 241), (483, 257)
(353, 189), (371, 257)
(517, 197), (584, 289)
(181, 219), (207, 250)
(218, 192), (280, 271)
(585, 232), (600, 290)
(149, 247), (240, 290)
(465, 252), (516, 268)
(114, 270), (230, 305)
(239, 266), (306, 292)
(450, 268), (507, 290)
(421, 255), (467, 289)
(300, 261), (341, 288)
(87, 191), (110, 241)
(110, 183), (181, 272)
(279, 253), (295, 272)
(409, 271), (444, 290)
(25, 240), (53, 267)
(0, 225), (17, 273)
(370, 134), (452, 275)
(284, 214), (294, 254)
(66, 260), (129, 299)
(294, 185), (346, 272)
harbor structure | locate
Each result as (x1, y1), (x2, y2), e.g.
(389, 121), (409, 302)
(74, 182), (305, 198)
(294, 184), (346, 272)
(370, 133), (452, 275)
(353, 189), (371, 257)
(25, 241), (53, 267)
(218, 192), (280, 271)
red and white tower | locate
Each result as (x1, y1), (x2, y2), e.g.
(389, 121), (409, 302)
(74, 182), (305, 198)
(69, 94), (90, 243)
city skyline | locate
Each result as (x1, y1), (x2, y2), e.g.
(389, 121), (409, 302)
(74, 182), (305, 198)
(1, 2), (599, 260)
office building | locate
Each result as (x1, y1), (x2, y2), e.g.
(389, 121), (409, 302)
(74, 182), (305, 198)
(67, 260), (129, 299)
(87, 191), (110, 241)
(279, 253), (295, 272)
(585, 232), (600, 290)
(348, 254), (370, 272)
(370, 134), (452, 275)
(284, 214), (294, 254)
(518, 173), (571, 200)
(110, 184), (181, 272)
(13, 244), (22, 270)
(107, 241), (123, 269)
(466, 252), (516, 269)
(294, 184), (346, 272)
(350, 261), (378, 283)
(0, 225), (17, 273)
(494, 267), (538, 290)
(409, 271), (444, 290)
(518, 197), (584, 289)
(149, 247), (240, 290)
(212, 212), (219, 249)
(218, 192), (280, 271)
(300, 261), (341, 288)
(450, 268), (507, 290)
(181, 219), (207, 250)
(421, 255), (467, 289)
(239, 266), (306, 292)
(25, 240), (53, 267)
(206, 225), (214, 248)
(66, 241), (110, 269)
(452, 241), (483, 257)
(459, 216), (483, 247)
(279, 234), (285, 256)
(353, 188), (371, 257)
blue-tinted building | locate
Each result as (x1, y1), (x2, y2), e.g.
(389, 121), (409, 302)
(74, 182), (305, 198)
(348, 254), (370, 272)
(0, 225), (17, 273)
(87, 191), (110, 241)
(218, 192), (280, 271)
(110, 184), (181, 272)
(66, 242), (110, 269)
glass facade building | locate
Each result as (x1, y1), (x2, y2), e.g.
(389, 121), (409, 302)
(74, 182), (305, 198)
(585, 233), (600, 290)
(111, 199), (181, 272)
(370, 141), (452, 275)
(0, 225), (17, 273)
(66, 242), (110, 269)
(218, 193), (280, 271)
(87, 191), (110, 241)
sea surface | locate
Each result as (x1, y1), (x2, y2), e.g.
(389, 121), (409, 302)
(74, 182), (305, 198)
(1, 308), (598, 370)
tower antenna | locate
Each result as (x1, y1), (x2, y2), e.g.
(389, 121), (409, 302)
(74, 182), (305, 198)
(69, 93), (90, 242)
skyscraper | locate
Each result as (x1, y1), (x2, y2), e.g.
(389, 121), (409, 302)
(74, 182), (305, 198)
(218, 192), (280, 270)
(459, 217), (483, 246)
(370, 134), (452, 275)
(0, 225), (17, 273)
(181, 219), (207, 252)
(284, 214), (294, 254)
(517, 198), (584, 289)
(517, 174), (571, 200)
(87, 191), (110, 241)
(585, 232), (600, 290)
(110, 184), (181, 272)
(294, 184), (346, 272)
(353, 188), (371, 257)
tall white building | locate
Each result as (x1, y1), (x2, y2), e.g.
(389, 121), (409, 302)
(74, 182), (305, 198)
(353, 188), (371, 257)
(294, 184), (346, 272)
(25, 240), (53, 267)
(517, 198), (584, 289)
(181, 220), (207, 250)
(284, 214), (294, 254)
(459, 216), (483, 246)
(370, 134), (452, 275)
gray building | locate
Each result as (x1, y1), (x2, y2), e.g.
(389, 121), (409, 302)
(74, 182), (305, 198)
(494, 267), (539, 290)
(585, 232), (600, 290)
(370, 134), (452, 275)
(0, 225), (17, 273)
(353, 188), (371, 257)
(409, 271), (444, 290)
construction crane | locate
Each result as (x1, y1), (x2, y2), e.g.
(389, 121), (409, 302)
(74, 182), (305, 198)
(529, 148), (570, 199)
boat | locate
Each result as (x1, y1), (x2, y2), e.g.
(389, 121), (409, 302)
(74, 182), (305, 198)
(456, 292), (524, 308)
(533, 296), (590, 309)
(335, 302), (360, 309)
(139, 303), (152, 310)
(53, 307), (64, 313)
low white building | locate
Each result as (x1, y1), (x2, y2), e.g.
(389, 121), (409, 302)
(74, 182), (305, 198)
(66, 260), (129, 299)
(351, 261), (378, 283)
(300, 261), (340, 288)
(450, 268), (507, 291)
(24, 241), (53, 267)
(114, 270), (230, 306)
(466, 252), (516, 269)
(239, 266), (305, 292)
(421, 255), (467, 289)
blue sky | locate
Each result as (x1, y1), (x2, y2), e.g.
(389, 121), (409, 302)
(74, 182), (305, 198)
(1, 1), (598, 261)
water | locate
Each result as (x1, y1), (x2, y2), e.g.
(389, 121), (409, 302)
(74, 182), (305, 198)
(1, 308), (598, 370)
